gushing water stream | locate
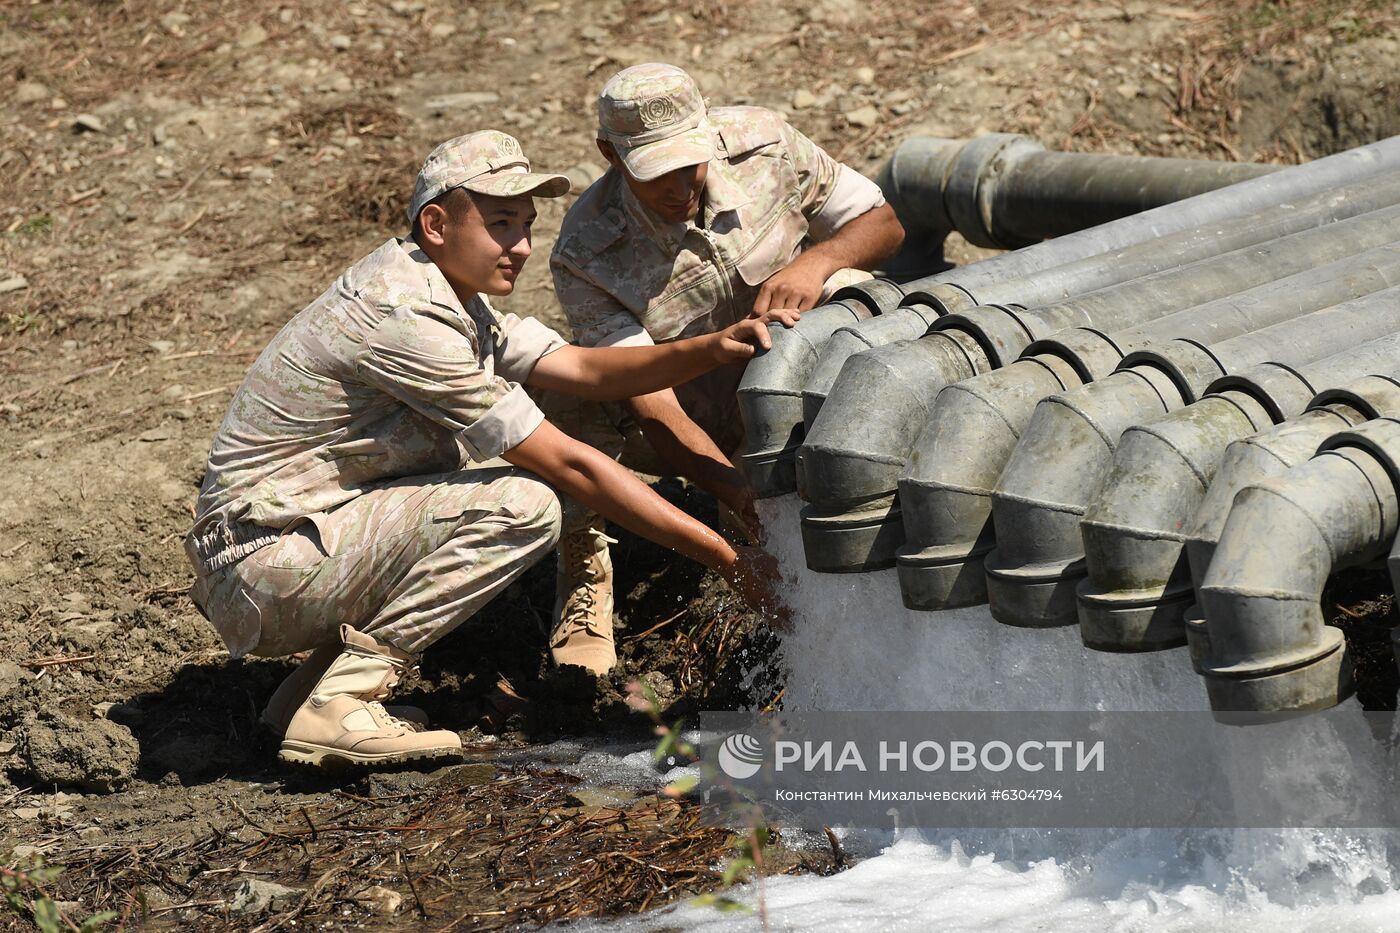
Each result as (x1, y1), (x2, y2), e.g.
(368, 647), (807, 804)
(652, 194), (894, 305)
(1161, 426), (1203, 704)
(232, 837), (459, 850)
(583, 495), (1400, 930)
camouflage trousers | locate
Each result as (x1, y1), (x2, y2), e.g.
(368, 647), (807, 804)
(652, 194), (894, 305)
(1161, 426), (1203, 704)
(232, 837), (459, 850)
(191, 468), (561, 658)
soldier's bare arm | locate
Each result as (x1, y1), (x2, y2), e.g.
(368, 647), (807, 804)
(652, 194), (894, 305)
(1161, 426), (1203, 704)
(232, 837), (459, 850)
(527, 311), (798, 401)
(751, 202), (905, 316)
(626, 388), (761, 539)
(502, 419), (787, 621)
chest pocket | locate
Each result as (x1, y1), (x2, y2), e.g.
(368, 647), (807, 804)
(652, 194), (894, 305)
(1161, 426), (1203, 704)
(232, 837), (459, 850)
(639, 257), (724, 343)
(732, 192), (808, 289)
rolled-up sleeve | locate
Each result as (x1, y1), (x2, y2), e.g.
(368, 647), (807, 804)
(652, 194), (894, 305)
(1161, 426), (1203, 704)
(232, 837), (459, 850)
(783, 121), (886, 240)
(355, 306), (545, 462)
(495, 310), (567, 384)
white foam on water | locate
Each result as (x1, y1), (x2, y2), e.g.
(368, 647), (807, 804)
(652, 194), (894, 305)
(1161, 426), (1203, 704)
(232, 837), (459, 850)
(585, 495), (1400, 930)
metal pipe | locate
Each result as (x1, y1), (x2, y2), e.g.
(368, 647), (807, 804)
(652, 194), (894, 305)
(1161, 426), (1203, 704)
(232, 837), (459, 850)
(739, 137), (1400, 498)
(1179, 375), (1400, 639)
(734, 300), (873, 498)
(880, 134), (1276, 276)
(800, 169), (1400, 442)
(984, 284), (1400, 628)
(802, 141), (1400, 420)
(1193, 418), (1400, 713)
(1078, 331), (1400, 653)
(869, 234), (1400, 589)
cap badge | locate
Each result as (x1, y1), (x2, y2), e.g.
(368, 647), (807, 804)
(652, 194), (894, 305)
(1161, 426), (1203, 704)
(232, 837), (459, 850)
(638, 96), (679, 129)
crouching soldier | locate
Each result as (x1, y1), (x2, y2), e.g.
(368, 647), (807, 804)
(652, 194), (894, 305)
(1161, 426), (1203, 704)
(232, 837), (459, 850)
(185, 131), (790, 769)
(545, 63), (905, 674)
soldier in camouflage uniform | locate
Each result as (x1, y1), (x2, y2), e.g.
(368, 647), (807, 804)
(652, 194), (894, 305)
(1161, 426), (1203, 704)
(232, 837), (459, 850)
(186, 130), (791, 770)
(546, 63), (905, 674)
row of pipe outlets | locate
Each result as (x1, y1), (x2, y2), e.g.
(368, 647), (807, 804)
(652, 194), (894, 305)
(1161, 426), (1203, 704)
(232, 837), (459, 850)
(740, 130), (1400, 716)
(737, 134), (1400, 502)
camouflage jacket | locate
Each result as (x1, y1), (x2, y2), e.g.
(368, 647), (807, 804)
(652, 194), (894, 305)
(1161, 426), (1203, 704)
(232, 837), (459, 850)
(550, 106), (885, 349)
(186, 237), (564, 572)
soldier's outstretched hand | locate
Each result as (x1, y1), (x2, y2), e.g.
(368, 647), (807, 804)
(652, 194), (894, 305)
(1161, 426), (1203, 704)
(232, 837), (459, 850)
(710, 311), (800, 362)
(751, 255), (831, 317)
(721, 545), (794, 629)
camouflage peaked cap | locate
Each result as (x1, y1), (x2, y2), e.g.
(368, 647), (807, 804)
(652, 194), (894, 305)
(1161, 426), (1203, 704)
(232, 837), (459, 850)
(597, 63), (714, 182)
(407, 130), (570, 224)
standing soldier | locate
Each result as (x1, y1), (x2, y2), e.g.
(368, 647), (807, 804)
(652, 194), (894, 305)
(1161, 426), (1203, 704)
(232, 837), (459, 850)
(548, 63), (905, 674)
(186, 130), (789, 770)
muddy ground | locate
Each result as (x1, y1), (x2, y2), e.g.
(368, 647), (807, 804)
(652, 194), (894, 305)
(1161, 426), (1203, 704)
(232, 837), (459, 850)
(2, 0), (1399, 928)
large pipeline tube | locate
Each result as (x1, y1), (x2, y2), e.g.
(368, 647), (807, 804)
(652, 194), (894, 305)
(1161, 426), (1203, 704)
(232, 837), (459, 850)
(805, 210), (1400, 574)
(1077, 331), (1400, 653)
(737, 137), (1400, 497)
(983, 282), (1400, 629)
(880, 134), (1276, 275)
(1193, 418), (1400, 713)
(843, 235), (1400, 582)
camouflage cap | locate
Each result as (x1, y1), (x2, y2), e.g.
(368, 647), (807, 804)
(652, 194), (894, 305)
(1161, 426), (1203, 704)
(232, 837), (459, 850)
(407, 130), (570, 224)
(597, 63), (714, 182)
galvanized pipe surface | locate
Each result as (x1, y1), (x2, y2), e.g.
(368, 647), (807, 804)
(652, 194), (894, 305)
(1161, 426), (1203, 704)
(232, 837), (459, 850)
(734, 300), (874, 498)
(894, 242), (1400, 607)
(1078, 331), (1400, 653)
(1194, 418), (1400, 713)
(798, 208), (1400, 576)
(1181, 375), (1400, 600)
(739, 138), (1400, 496)
(801, 168), (1400, 421)
(983, 286), (1400, 629)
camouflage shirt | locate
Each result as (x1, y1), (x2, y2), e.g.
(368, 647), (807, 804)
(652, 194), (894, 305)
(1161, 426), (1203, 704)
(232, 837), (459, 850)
(551, 106), (885, 349)
(187, 236), (564, 571)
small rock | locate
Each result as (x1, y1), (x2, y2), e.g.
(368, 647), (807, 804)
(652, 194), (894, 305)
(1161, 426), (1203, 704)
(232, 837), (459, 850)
(428, 22), (456, 38)
(231, 879), (302, 915)
(357, 885), (403, 914)
(791, 89), (817, 109)
(13, 807), (42, 820)
(149, 339), (176, 355)
(329, 34), (352, 51)
(137, 426), (175, 443)
(73, 114), (104, 134)
(854, 66), (875, 84)
(0, 275), (29, 295)
(1115, 81), (1141, 100)
(16, 712), (140, 794)
(13, 81), (52, 105)
(11, 845), (41, 860)
(238, 23), (269, 48)
(843, 105), (879, 128)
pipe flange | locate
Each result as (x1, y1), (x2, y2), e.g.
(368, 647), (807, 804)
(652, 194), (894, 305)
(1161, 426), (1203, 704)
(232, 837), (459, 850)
(1075, 578), (1194, 652)
(983, 548), (1085, 628)
(1310, 379), (1400, 424)
(934, 305), (1035, 368)
(799, 501), (905, 573)
(901, 283), (977, 316)
(1315, 417), (1400, 497)
(896, 539), (993, 610)
(830, 278), (905, 316)
(1201, 629), (1353, 714)
(1205, 364), (1315, 425)
(943, 133), (1041, 249)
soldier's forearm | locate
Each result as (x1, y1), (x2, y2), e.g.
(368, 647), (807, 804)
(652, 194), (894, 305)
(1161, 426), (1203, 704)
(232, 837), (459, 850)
(529, 340), (726, 401)
(805, 202), (906, 272)
(629, 392), (751, 512)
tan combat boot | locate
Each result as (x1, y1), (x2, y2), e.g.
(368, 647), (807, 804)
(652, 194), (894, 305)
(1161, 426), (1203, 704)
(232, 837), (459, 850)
(279, 625), (462, 768)
(550, 519), (619, 675)
(260, 641), (429, 737)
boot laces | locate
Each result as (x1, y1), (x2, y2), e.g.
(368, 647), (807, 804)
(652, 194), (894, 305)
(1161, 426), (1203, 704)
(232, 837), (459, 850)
(557, 529), (617, 641)
(364, 664), (414, 731)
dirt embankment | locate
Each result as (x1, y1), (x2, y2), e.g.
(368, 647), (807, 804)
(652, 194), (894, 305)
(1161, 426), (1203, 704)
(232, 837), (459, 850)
(1, 0), (1398, 927)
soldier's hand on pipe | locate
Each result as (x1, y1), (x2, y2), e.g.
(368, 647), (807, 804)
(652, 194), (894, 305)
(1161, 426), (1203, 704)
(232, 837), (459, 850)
(709, 313), (799, 362)
(750, 254), (832, 317)
(720, 545), (793, 628)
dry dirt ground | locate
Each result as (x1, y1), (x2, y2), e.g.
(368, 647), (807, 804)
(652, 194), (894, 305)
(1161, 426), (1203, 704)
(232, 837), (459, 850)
(1, 0), (1399, 928)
